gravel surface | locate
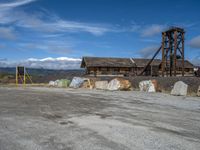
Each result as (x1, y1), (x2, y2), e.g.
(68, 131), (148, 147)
(0, 87), (200, 150)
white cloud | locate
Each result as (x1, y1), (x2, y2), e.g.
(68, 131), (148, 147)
(21, 18), (113, 36)
(138, 45), (160, 58)
(0, 1), (140, 38)
(0, 0), (36, 9)
(191, 56), (200, 66)
(27, 57), (81, 62)
(0, 27), (16, 40)
(0, 7), (119, 36)
(189, 35), (200, 48)
(0, 0), (36, 40)
(20, 40), (75, 55)
(0, 58), (7, 61)
(0, 57), (82, 70)
(141, 24), (167, 37)
(0, 44), (6, 49)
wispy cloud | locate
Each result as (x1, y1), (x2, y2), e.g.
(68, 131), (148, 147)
(191, 55), (200, 66)
(0, 0), (113, 54)
(189, 35), (200, 48)
(0, 0), (37, 40)
(0, 57), (82, 70)
(20, 17), (114, 36)
(141, 24), (167, 37)
(0, 0), (36, 9)
(138, 45), (160, 58)
(0, 0), (137, 37)
(0, 58), (7, 61)
(0, 6), (119, 36)
(0, 27), (16, 40)
(20, 39), (75, 54)
(0, 44), (6, 49)
(0, 0), (198, 62)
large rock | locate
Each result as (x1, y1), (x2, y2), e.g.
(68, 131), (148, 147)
(69, 77), (88, 88)
(171, 81), (188, 96)
(57, 79), (71, 88)
(49, 80), (59, 87)
(49, 81), (55, 87)
(197, 86), (200, 97)
(139, 80), (156, 92)
(95, 81), (108, 90)
(117, 78), (132, 90)
(151, 80), (159, 91)
(107, 78), (131, 91)
(81, 79), (95, 89)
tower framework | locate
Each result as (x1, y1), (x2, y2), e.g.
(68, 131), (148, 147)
(161, 27), (185, 76)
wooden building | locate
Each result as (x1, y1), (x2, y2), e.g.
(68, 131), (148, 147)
(80, 57), (136, 76)
(167, 60), (194, 76)
(132, 59), (161, 76)
(80, 57), (194, 76)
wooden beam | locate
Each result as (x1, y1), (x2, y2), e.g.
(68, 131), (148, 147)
(173, 30), (178, 76)
(162, 33), (165, 77)
(182, 33), (185, 76)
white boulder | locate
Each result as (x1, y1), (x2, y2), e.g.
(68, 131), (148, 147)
(69, 77), (88, 88)
(171, 81), (188, 96)
(107, 79), (120, 91)
(139, 80), (156, 92)
(107, 78), (131, 91)
(49, 81), (55, 87)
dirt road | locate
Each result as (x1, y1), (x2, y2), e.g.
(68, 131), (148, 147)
(0, 87), (200, 150)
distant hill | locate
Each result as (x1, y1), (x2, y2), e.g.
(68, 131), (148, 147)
(0, 67), (85, 84)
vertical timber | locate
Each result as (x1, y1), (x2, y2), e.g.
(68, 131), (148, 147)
(161, 33), (165, 77)
(182, 33), (185, 76)
(174, 30), (177, 76)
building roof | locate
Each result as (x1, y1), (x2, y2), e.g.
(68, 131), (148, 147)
(132, 59), (161, 67)
(81, 57), (136, 68)
(176, 60), (194, 69)
(81, 57), (194, 69)
(132, 59), (194, 68)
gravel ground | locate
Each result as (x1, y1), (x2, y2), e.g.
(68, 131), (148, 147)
(0, 87), (200, 150)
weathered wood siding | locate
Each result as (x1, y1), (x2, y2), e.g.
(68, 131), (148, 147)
(86, 67), (136, 76)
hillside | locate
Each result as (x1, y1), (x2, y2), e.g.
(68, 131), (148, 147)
(0, 68), (85, 84)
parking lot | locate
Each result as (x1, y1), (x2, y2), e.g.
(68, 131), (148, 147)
(0, 87), (200, 150)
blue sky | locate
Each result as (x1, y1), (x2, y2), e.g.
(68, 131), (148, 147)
(0, 0), (200, 69)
